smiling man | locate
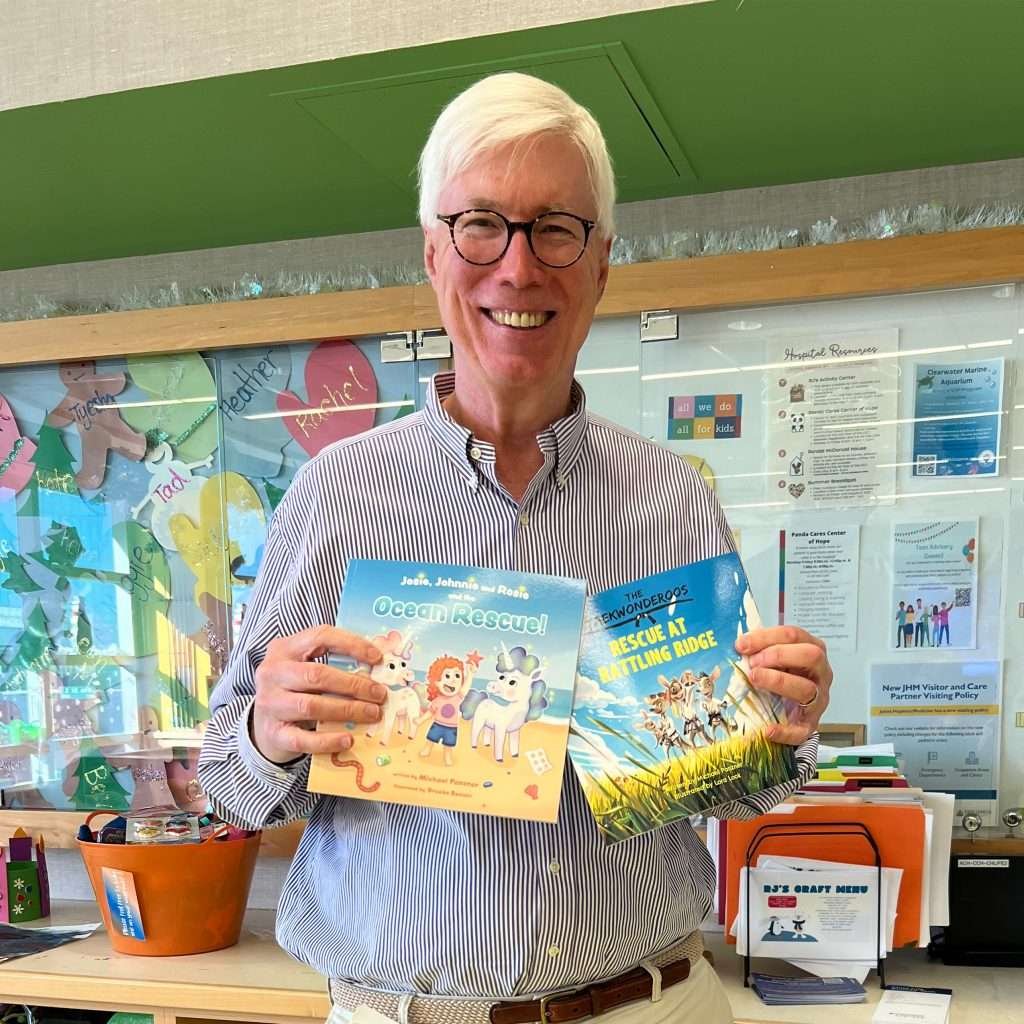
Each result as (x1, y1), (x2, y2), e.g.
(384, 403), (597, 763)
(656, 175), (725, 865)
(199, 73), (833, 1024)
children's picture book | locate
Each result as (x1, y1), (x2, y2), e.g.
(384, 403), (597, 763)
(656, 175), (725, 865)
(569, 553), (796, 842)
(307, 559), (587, 823)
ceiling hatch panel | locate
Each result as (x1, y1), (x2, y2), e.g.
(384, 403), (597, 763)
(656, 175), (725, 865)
(281, 44), (698, 203)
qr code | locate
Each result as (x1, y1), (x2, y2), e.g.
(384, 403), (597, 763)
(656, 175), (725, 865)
(955, 588), (972, 608)
(916, 455), (937, 476)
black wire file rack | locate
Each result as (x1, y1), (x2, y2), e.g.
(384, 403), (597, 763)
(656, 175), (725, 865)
(742, 821), (887, 990)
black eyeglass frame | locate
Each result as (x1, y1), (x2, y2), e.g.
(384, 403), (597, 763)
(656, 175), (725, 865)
(436, 208), (597, 268)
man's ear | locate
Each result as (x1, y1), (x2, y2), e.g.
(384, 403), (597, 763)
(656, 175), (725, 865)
(423, 226), (438, 285)
(595, 235), (612, 299)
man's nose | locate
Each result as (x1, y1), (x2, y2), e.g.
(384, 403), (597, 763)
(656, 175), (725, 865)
(496, 226), (547, 286)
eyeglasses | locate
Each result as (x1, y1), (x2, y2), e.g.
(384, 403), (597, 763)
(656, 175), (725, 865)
(436, 209), (596, 269)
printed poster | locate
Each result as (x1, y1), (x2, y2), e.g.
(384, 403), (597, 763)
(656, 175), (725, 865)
(737, 866), (882, 960)
(667, 393), (742, 441)
(869, 660), (1000, 823)
(778, 527), (860, 652)
(891, 520), (978, 651)
(307, 559), (586, 823)
(767, 330), (899, 508)
(912, 358), (1003, 477)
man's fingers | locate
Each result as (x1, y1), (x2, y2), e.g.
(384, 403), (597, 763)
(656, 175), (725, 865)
(764, 722), (815, 747)
(747, 642), (827, 680)
(748, 666), (821, 708)
(736, 626), (827, 656)
(269, 724), (358, 757)
(262, 660), (388, 703)
(260, 687), (385, 726)
(265, 625), (382, 666)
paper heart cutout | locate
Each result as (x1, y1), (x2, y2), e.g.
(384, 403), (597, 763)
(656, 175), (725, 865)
(0, 394), (37, 500)
(524, 784), (539, 800)
(276, 340), (378, 457)
(788, 483), (806, 498)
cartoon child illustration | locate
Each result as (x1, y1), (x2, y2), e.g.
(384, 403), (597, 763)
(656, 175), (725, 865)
(419, 650), (482, 766)
(697, 666), (736, 739)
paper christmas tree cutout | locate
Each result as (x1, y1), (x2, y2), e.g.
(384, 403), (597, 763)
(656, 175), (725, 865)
(0, 552), (42, 595)
(68, 742), (130, 811)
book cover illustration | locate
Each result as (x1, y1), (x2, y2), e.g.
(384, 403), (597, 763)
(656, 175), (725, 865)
(307, 559), (587, 823)
(569, 553), (796, 842)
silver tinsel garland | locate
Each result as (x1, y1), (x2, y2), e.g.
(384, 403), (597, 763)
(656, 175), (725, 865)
(3, 201), (1022, 324)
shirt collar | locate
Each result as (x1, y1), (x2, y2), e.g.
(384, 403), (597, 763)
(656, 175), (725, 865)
(423, 371), (589, 490)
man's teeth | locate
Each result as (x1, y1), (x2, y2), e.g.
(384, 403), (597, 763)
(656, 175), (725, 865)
(488, 310), (550, 328)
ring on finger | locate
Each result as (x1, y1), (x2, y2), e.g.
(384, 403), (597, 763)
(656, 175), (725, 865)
(798, 683), (820, 710)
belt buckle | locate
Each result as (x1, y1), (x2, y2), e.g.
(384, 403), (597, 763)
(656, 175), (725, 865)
(539, 993), (555, 1023)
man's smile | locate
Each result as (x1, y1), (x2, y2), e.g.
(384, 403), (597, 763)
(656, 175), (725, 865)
(484, 308), (554, 329)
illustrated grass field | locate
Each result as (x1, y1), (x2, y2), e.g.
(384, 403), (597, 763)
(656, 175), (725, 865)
(573, 717), (796, 841)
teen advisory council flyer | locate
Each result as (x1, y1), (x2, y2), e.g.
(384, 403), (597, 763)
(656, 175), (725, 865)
(307, 559), (587, 823)
(570, 553), (796, 842)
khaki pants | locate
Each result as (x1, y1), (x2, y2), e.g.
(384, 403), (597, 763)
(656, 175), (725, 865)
(327, 957), (733, 1023)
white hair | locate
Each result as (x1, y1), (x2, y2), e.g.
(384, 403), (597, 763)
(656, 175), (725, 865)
(417, 72), (616, 237)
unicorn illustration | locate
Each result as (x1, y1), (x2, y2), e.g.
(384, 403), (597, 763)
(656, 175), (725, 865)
(461, 646), (547, 762)
(364, 629), (424, 745)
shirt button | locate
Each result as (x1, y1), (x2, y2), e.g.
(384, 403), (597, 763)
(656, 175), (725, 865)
(548, 860), (561, 875)
(519, 512), (530, 526)
(469, 446), (482, 460)
(547, 945), (561, 958)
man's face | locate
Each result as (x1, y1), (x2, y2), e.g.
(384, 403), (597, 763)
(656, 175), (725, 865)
(424, 133), (610, 398)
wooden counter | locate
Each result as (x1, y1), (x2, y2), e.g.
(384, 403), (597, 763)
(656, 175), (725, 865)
(0, 901), (330, 1024)
(4, 905), (1023, 1024)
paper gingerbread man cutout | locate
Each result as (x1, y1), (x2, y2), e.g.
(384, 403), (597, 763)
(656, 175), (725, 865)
(47, 361), (148, 490)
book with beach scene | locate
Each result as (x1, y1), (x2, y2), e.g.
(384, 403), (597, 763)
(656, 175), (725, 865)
(568, 553), (796, 842)
(306, 558), (587, 823)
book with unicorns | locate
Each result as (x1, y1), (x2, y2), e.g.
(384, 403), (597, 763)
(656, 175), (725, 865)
(306, 558), (587, 823)
(569, 553), (796, 842)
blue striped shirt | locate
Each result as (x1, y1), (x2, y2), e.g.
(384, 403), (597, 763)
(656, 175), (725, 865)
(198, 372), (816, 997)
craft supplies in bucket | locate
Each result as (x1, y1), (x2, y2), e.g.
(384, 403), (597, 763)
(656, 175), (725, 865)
(77, 810), (261, 956)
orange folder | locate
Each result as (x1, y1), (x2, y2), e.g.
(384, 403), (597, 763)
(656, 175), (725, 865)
(724, 803), (926, 949)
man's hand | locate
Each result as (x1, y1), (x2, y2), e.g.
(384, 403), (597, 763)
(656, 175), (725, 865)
(735, 626), (832, 746)
(251, 626), (387, 765)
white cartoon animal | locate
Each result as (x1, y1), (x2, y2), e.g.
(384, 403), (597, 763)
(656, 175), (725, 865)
(789, 412), (805, 433)
(364, 629), (423, 745)
(461, 646), (548, 762)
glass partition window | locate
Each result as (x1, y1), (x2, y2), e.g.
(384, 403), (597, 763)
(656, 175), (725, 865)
(0, 337), (424, 810)
(582, 282), (1022, 823)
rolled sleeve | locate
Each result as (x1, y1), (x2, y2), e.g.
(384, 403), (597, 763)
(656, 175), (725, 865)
(197, 469), (323, 829)
(709, 733), (819, 821)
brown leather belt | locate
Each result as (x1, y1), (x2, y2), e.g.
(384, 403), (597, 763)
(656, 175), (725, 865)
(487, 956), (692, 1023)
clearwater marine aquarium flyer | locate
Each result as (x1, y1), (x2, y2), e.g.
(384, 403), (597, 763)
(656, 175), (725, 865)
(569, 553), (796, 842)
(306, 559), (587, 822)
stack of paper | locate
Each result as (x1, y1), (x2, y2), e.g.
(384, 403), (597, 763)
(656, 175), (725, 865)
(872, 988), (951, 1024)
(784, 743), (956, 943)
(750, 972), (867, 1006)
(799, 743), (914, 797)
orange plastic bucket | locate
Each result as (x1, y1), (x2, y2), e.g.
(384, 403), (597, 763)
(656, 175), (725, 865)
(78, 811), (261, 956)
